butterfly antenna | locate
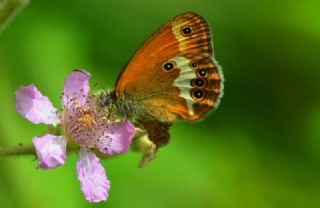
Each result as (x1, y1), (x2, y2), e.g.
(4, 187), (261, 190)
(92, 78), (108, 92)
(73, 69), (110, 92)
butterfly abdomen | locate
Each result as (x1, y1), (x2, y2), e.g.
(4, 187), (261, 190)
(138, 118), (172, 147)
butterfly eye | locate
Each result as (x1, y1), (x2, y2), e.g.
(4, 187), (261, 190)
(197, 69), (208, 78)
(191, 78), (207, 88)
(162, 61), (176, 71)
(181, 25), (193, 36)
(191, 89), (205, 101)
(190, 62), (198, 69)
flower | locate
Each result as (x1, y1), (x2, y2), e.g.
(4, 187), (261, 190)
(14, 70), (135, 203)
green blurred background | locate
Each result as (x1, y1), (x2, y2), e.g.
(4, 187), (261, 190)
(1, 0), (320, 207)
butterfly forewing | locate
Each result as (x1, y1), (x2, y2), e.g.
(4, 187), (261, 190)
(115, 12), (223, 122)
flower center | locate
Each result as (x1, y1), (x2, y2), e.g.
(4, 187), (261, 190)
(77, 110), (96, 128)
(60, 94), (112, 148)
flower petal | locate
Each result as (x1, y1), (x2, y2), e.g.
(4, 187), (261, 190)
(63, 70), (91, 106)
(98, 120), (135, 155)
(14, 84), (59, 125)
(77, 148), (110, 203)
(33, 134), (67, 169)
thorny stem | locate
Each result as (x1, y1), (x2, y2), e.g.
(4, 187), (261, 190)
(0, 0), (29, 33)
(0, 131), (147, 157)
(0, 133), (156, 167)
(0, 144), (35, 156)
(0, 144), (79, 156)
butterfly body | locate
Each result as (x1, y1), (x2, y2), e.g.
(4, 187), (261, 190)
(109, 12), (223, 151)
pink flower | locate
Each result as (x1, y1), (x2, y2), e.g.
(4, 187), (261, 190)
(14, 70), (135, 203)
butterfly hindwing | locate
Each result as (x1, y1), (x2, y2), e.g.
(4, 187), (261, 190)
(168, 54), (222, 121)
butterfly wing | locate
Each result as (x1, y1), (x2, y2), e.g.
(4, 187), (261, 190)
(115, 12), (223, 122)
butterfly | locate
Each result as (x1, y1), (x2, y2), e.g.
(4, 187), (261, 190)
(105, 12), (223, 166)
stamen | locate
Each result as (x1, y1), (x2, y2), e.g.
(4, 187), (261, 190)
(59, 93), (113, 149)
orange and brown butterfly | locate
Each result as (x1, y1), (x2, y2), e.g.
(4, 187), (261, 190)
(104, 12), (223, 165)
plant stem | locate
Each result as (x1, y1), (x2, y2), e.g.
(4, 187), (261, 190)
(0, 0), (29, 33)
(0, 144), (79, 156)
(0, 144), (35, 156)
